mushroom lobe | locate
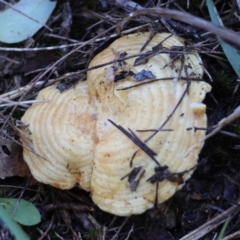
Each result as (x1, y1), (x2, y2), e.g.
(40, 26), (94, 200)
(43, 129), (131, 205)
(20, 32), (211, 216)
(20, 82), (95, 191)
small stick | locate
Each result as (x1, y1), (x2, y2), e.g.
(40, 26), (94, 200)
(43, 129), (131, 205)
(185, 105), (240, 157)
(117, 7), (240, 49)
(203, 105), (240, 141)
(108, 119), (160, 165)
(180, 203), (240, 240)
(0, 24), (150, 52)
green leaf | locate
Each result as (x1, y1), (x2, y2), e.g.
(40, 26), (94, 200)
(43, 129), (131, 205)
(206, 0), (240, 78)
(0, 204), (30, 240)
(0, 0), (56, 44)
(0, 198), (41, 226)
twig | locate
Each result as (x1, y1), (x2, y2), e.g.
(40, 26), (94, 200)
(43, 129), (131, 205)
(0, 79), (56, 104)
(87, 214), (107, 240)
(110, 216), (130, 240)
(222, 230), (240, 240)
(0, 49), (193, 103)
(116, 77), (203, 91)
(203, 105), (240, 141)
(0, 99), (47, 108)
(37, 214), (55, 240)
(108, 119), (159, 165)
(145, 77), (191, 142)
(125, 225), (134, 240)
(180, 203), (240, 240)
(117, 7), (240, 49)
(185, 105), (240, 157)
(44, 33), (79, 43)
(0, 24), (150, 52)
(0, 24), (118, 133)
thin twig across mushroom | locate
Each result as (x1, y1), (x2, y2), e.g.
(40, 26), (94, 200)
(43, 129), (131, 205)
(19, 32), (211, 216)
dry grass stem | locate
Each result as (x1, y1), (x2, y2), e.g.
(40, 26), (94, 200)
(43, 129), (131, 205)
(118, 7), (240, 49)
(180, 203), (240, 240)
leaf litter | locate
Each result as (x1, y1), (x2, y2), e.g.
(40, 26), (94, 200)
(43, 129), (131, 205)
(1, 0), (240, 239)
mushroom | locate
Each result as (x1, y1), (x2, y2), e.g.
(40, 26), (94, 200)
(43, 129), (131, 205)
(20, 32), (211, 216)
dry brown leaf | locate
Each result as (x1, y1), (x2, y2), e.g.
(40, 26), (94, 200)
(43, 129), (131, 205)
(0, 136), (31, 179)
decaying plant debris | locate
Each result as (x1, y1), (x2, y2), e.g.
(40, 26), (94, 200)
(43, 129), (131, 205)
(1, 0), (240, 239)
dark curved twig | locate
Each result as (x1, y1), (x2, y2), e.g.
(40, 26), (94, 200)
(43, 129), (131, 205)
(117, 7), (240, 49)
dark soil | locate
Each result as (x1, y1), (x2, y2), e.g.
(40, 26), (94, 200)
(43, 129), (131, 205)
(1, 1), (240, 239)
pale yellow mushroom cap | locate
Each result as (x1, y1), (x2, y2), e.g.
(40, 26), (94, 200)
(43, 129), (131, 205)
(20, 82), (96, 191)
(20, 32), (211, 216)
